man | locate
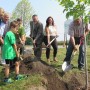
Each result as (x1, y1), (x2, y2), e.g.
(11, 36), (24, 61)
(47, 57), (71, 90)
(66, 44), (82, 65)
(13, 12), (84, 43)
(0, 7), (4, 65)
(30, 14), (44, 60)
(0, 12), (10, 65)
(0, 7), (5, 45)
(63, 17), (90, 71)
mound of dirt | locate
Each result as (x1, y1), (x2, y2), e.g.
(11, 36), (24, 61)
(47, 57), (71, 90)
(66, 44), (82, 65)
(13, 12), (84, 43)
(20, 56), (67, 90)
(19, 54), (90, 90)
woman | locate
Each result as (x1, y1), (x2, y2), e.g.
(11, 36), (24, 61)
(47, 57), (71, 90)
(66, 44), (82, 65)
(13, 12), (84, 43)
(44, 16), (58, 63)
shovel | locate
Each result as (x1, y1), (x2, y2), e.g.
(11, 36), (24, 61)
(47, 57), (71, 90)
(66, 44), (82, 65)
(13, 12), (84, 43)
(46, 35), (59, 48)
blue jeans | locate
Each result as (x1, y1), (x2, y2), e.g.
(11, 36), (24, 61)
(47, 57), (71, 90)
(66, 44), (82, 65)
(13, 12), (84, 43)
(64, 41), (85, 68)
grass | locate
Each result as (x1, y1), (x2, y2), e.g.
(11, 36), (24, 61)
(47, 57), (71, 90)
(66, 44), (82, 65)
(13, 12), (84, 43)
(0, 73), (42, 90)
(0, 45), (90, 90)
(41, 46), (90, 71)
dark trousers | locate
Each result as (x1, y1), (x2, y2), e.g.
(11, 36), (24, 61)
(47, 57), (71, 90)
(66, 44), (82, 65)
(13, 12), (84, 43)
(16, 43), (25, 55)
(20, 44), (25, 55)
(64, 37), (85, 68)
(34, 43), (42, 59)
(43, 36), (58, 59)
(32, 37), (43, 59)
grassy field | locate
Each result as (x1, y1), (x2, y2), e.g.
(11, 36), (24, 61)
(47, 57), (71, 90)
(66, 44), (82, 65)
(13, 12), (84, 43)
(0, 46), (90, 90)
(42, 46), (90, 71)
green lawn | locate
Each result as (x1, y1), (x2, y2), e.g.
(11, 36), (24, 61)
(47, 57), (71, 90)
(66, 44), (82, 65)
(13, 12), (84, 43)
(0, 46), (90, 90)
(0, 72), (42, 90)
(42, 46), (90, 71)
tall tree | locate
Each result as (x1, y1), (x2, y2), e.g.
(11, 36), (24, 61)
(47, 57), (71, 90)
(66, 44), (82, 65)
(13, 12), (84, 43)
(11, 0), (34, 31)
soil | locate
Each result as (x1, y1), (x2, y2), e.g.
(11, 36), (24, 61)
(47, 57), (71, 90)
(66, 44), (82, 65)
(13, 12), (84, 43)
(19, 50), (90, 90)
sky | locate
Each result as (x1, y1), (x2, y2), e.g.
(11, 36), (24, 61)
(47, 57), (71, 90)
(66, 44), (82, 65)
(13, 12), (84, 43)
(0, 0), (70, 41)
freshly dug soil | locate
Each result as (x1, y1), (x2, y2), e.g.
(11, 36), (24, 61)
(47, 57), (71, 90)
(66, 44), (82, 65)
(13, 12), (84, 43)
(19, 52), (90, 90)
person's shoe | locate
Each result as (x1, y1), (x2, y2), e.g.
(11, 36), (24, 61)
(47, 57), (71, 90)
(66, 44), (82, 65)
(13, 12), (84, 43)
(0, 60), (6, 66)
(4, 78), (13, 83)
(15, 74), (27, 80)
(78, 67), (84, 71)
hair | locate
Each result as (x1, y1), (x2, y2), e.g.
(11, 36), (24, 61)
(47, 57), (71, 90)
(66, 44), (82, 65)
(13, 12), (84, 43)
(17, 18), (22, 22)
(0, 7), (4, 17)
(0, 7), (4, 13)
(73, 16), (82, 20)
(3, 12), (9, 18)
(46, 16), (54, 27)
(32, 14), (38, 17)
(10, 21), (18, 28)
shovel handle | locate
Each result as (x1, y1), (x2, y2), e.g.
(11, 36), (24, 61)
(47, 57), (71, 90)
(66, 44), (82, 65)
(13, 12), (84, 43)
(46, 35), (59, 47)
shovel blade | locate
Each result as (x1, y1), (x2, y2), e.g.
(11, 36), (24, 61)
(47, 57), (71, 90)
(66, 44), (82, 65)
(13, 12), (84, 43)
(62, 61), (73, 72)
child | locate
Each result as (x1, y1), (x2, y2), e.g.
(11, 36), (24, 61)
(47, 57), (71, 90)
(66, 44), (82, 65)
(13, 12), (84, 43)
(16, 18), (26, 56)
(2, 21), (25, 83)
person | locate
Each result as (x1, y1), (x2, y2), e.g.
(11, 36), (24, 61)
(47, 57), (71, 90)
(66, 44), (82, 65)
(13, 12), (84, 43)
(16, 18), (26, 56)
(0, 7), (4, 24)
(43, 16), (58, 63)
(0, 8), (5, 45)
(30, 14), (44, 60)
(2, 21), (25, 83)
(2, 12), (10, 37)
(63, 17), (90, 71)
(0, 12), (10, 65)
(0, 8), (5, 64)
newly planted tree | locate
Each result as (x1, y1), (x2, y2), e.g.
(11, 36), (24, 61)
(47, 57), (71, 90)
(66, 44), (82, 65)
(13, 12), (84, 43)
(56, 0), (90, 89)
(57, 0), (90, 22)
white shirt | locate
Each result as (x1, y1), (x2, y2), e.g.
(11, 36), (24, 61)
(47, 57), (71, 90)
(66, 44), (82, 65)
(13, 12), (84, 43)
(0, 22), (5, 37)
(48, 26), (57, 36)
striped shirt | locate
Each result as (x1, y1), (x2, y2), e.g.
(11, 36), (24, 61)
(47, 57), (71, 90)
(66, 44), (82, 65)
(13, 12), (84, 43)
(68, 21), (84, 37)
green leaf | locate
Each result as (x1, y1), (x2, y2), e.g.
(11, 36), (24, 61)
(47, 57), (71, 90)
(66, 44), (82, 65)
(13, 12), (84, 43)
(56, 0), (90, 21)
(63, 8), (68, 13)
(88, 0), (90, 4)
